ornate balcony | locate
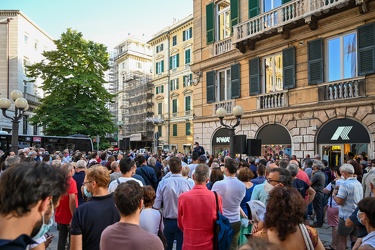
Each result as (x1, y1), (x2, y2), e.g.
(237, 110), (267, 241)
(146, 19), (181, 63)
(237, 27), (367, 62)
(233, 0), (353, 45)
(214, 37), (233, 56)
(213, 100), (235, 115)
(257, 91), (289, 110)
(318, 77), (365, 101)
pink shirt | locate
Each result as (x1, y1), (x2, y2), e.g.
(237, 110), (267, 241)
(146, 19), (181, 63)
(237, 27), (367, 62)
(178, 185), (222, 250)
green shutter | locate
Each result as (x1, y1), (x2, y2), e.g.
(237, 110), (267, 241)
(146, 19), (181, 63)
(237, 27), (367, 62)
(282, 46), (296, 89)
(185, 49), (191, 64)
(156, 87), (159, 94)
(231, 63), (241, 99)
(206, 71), (215, 103)
(190, 74), (193, 85)
(158, 103), (162, 115)
(358, 23), (375, 76)
(282, 0), (291, 3)
(249, 58), (260, 95)
(161, 60), (164, 72)
(183, 30), (186, 41)
(206, 3), (215, 44)
(161, 85), (164, 93)
(155, 62), (159, 74)
(185, 96), (191, 111)
(249, 0), (259, 18)
(176, 54), (180, 67)
(173, 124), (177, 136)
(183, 75), (186, 87)
(189, 27), (193, 38)
(230, 0), (239, 28)
(170, 80), (173, 91)
(158, 126), (162, 137)
(186, 123), (191, 135)
(176, 78), (179, 89)
(308, 38), (323, 84)
(173, 99), (177, 113)
(170, 56), (173, 69)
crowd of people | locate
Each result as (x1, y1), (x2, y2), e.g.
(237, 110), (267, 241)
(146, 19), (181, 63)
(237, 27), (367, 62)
(0, 145), (374, 250)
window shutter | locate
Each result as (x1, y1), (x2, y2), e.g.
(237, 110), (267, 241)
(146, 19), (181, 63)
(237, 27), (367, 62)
(358, 23), (375, 76)
(185, 49), (191, 64)
(308, 38), (324, 84)
(176, 78), (179, 89)
(249, 58), (260, 95)
(156, 87), (159, 94)
(161, 44), (163, 51)
(158, 126), (162, 137)
(185, 96), (191, 111)
(249, 0), (259, 18)
(156, 62), (159, 74)
(282, 46), (296, 89)
(189, 27), (193, 38)
(176, 54), (180, 67)
(183, 75), (186, 87)
(282, 0), (291, 3)
(190, 73), (193, 84)
(206, 3), (215, 44)
(161, 85), (164, 93)
(230, 0), (239, 28)
(183, 30), (186, 41)
(170, 57), (173, 69)
(161, 60), (164, 72)
(231, 63), (241, 99)
(173, 124), (177, 136)
(186, 123), (191, 135)
(206, 71), (215, 103)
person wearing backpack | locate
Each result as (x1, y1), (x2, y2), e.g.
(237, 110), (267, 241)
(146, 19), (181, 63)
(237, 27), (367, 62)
(212, 158), (246, 250)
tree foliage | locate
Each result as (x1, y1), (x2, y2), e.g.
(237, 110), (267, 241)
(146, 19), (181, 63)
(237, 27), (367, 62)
(27, 28), (116, 137)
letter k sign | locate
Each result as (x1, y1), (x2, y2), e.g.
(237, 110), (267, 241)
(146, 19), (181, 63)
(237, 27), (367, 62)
(331, 126), (353, 140)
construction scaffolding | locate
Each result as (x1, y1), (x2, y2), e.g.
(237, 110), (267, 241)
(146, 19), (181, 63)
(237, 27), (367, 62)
(119, 73), (154, 142)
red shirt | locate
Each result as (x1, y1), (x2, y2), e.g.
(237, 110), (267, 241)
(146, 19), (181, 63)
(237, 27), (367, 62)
(55, 177), (78, 224)
(178, 185), (222, 250)
(296, 168), (310, 185)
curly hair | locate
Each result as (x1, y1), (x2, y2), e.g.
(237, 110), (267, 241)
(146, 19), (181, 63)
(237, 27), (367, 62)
(237, 167), (254, 182)
(142, 185), (156, 207)
(264, 186), (306, 241)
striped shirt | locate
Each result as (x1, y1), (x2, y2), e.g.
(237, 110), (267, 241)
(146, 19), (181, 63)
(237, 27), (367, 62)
(337, 177), (363, 219)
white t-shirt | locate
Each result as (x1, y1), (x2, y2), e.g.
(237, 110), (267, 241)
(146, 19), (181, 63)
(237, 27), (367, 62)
(139, 208), (164, 235)
(324, 178), (344, 208)
(108, 177), (143, 193)
(188, 163), (198, 178)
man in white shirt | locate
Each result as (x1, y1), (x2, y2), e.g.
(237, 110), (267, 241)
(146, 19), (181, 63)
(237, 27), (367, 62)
(212, 158), (246, 250)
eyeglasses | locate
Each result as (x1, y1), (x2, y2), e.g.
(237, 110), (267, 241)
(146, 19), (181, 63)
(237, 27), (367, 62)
(82, 181), (93, 186)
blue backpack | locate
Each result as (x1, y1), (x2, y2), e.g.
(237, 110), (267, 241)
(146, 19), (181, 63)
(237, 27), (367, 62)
(213, 191), (234, 250)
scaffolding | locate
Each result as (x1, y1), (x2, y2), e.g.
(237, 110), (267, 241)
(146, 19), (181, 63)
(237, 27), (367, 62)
(119, 73), (154, 140)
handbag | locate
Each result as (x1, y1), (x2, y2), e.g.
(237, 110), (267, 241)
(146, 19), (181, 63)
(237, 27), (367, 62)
(299, 223), (314, 250)
(213, 191), (234, 250)
(157, 210), (167, 248)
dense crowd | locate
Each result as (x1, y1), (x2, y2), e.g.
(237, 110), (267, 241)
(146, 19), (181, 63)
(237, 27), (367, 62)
(0, 145), (374, 250)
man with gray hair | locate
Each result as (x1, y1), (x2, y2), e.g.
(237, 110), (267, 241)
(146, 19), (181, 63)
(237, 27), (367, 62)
(73, 160), (87, 206)
(333, 163), (363, 250)
(110, 161), (122, 182)
(178, 164), (223, 249)
(287, 163), (316, 206)
(310, 160), (326, 228)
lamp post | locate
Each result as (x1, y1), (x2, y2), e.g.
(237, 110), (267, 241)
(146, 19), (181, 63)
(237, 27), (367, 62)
(0, 90), (29, 153)
(216, 105), (244, 159)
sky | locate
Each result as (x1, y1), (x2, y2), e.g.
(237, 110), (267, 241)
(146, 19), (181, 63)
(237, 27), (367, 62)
(0, 0), (193, 49)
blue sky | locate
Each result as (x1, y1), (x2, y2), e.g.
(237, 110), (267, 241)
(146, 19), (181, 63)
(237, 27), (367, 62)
(0, 0), (193, 49)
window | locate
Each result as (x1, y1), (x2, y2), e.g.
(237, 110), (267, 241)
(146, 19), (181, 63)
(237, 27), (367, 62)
(34, 41), (38, 50)
(156, 85), (164, 94)
(250, 47), (295, 95)
(23, 116), (28, 135)
(217, 0), (231, 41)
(263, 52), (283, 93)
(156, 43), (164, 53)
(122, 62), (125, 69)
(24, 34), (29, 44)
(186, 123), (191, 135)
(185, 49), (191, 64)
(136, 62), (142, 69)
(173, 124), (177, 136)
(170, 78), (179, 91)
(183, 74), (193, 87)
(183, 27), (193, 41)
(185, 96), (191, 111)
(156, 60), (164, 74)
(158, 102), (163, 115)
(170, 54), (179, 69)
(172, 35), (177, 46)
(23, 57), (30, 74)
(158, 125), (162, 137)
(327, 32), (357, 82)
(172, 99), (178, 114)
(207, 63), (241, 103)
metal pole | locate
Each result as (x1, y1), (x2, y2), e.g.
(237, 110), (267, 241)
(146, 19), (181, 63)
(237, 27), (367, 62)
(11, 118), (19, 153)
(229, 128), (235, 159)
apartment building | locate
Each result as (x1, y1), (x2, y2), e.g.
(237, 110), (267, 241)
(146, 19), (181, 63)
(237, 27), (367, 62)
(191, 0), (375, 164)
(148, 15), (195, 154)
(0, 10), (55, 136)
(113, 37), (153, 150)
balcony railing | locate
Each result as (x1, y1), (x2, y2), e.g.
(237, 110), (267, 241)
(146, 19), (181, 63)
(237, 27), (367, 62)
(214, 37), (233, 56)
(213, 100), (235, 115)
(257, 91), (289, 110)
(233, 0), (350, 44)
(318, 77), (365, 101)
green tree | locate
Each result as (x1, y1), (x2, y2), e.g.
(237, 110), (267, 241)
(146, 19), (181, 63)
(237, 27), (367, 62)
(27, 28), (115, 136)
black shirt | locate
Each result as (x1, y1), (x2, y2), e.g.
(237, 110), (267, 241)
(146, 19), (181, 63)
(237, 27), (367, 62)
(0, 234), (35, 250)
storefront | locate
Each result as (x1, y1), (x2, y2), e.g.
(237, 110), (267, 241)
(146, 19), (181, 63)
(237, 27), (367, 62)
(211, 128), (231, 157)
(317, 118), (370, 168)
(256, 124), (292, 159)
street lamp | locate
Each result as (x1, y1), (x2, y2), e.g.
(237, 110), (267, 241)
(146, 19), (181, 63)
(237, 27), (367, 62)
(216, 105), (244, 159)
(0, 90), (29, 153)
